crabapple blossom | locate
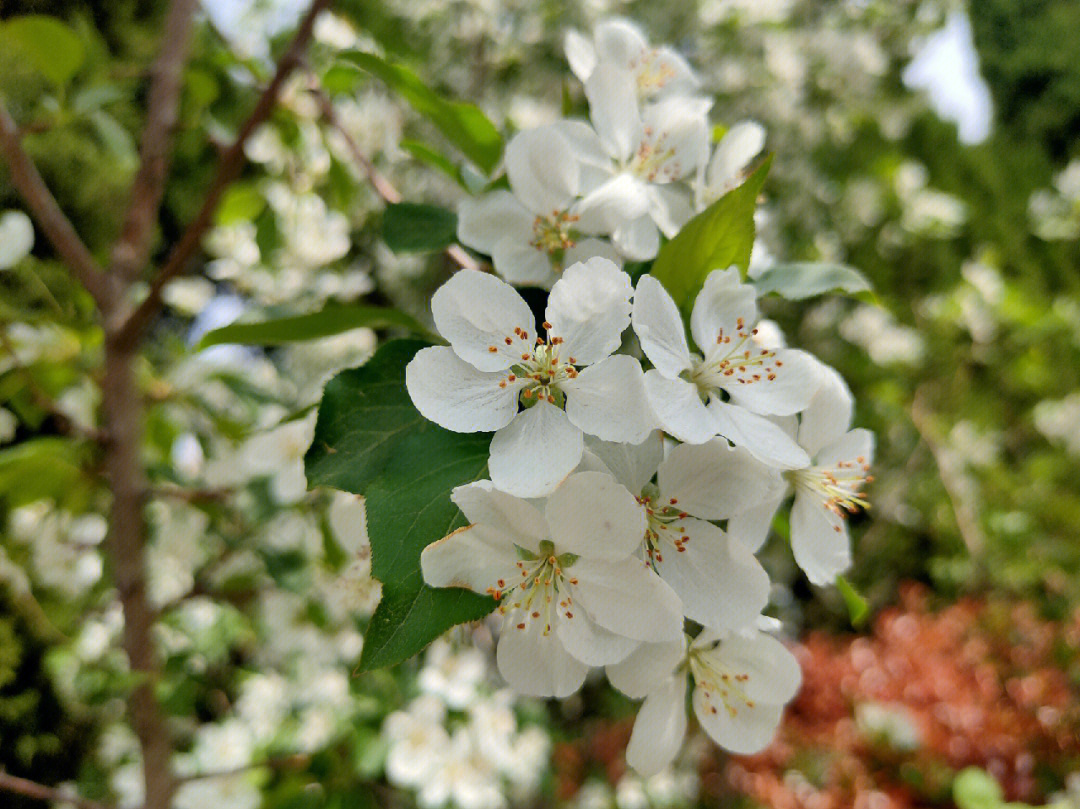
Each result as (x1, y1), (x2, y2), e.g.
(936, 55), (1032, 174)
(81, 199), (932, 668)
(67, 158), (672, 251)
(581, 432), (783, 631)
(609, 628), (802, 776)
(632, 269), (820, 467)
(728, 361), (874, 585)
(0, 209), (33, 270)
(420, 472), (684, 697)
(696, 120), (767, 208)
(406, 260), (655, 496)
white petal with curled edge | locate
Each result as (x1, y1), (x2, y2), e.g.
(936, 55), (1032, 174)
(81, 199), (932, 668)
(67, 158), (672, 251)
(556, 609), (640, 666)
(633, 275), (692, 377)
(585, 62), (641, 163)
(545, 257), (632, 366)
(563, 355), (656, 444)
(726, 489), (787, 553)
(658, 439), (785, 520)
(607, 638), (685, 699)
(815, 427), (875, 469)
(709, 400), (809, 468)
(706, 121), (766, 196)
(568, 557), (683, 642)
(491, 237), (558, 288)
(692, 687), (785, 755)
(797, 359), (854, 457)
(726, 347), (822, 417)
(689, 267), (758, 353)
(544, 470), (645, 559)
(0, 210), (34, 270)
(496, 610), (588, 698)
(406, 346), (524, 433)
(790, 488), (852, 586)
(450, 480), (547, 553)
(611, 215), (659, 261)
(488, 402), (583, 498)
(457, 191), (532, 255)
(653, 518), (769, 633)
(583, 431), (664, 495)
(626, 673), (687, 777)
(644, 371), (717, 444)
(431, 269), (535, 371)
(506, 125), (581, 216)
(564, 28), (597, 82)
(421, 523), (521, 595)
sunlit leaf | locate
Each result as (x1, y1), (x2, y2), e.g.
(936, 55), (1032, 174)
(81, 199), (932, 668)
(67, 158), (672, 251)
(3, 16), (85, 87)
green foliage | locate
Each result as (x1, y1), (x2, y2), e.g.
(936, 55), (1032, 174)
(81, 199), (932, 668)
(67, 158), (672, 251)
(338, 51), (504, 175)
(214, 183), (266, 226)
(196, 305), (437, 350)
(753, 262), (875, 303)
(381, 202), (458, 254)
(398, 139), (466, 188)
(835, 575), (870, 627)
(650, 156), (771, 311)
(1, 16), (85, 87)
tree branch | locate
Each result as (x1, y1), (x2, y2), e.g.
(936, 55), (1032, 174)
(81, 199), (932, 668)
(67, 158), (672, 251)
(0, 102), (112, 309)
(110, 0), (200, 282)
(0, 770), (112, 809)
(116, 0), (333, 346)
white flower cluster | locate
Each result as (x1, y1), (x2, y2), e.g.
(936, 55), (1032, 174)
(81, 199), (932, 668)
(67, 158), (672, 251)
(402, 16), (874, 777)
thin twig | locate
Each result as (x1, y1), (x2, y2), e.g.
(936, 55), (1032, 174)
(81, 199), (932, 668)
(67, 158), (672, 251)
(117, 0), (333, 347)
(0, 103), (112, 309)
(304, 70), (480, 272)
(111, 0), (200, 282)
(150, 483), (233, 503)
(0, 771), (112, 809)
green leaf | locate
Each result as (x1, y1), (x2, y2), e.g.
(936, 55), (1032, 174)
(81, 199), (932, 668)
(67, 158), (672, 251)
(321, 63), (365, 95)
(340, 51), (503, 174)
(214, 183), (266, 226)
(835, 575), (870, 627)
(953, 768), (1004, 809)
(650, 156), (771, 311)
(382, 202), (458, 253)
(0, 437), (87, 506)
(753, 262), (876, 303)
(88, 110), (137, 170)
(304, 339), (433, 495)
(399, 139), (466, 188)
(3, 16), (85, 87)
(197, 305), (438, 351)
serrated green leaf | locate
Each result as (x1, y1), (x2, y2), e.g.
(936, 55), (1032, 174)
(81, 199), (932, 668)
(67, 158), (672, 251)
(650, 156), (771, 311)
(358, 427), (495, 671)
(3, 16), (85, 87)
(214, 183), (266, 226)
(753, 261), (876, 303)
(197, 305), (438, 351)
(399, 139), (466, 188)
(835, 575), (870, 626)
(304, 339), (432, 495)
(340, 51), (503, 174)
(382, 202), (458, 253)
(953, 768), (1004, 809)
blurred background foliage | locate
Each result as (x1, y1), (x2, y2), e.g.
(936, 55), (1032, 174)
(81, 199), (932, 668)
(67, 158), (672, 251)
(1, 1), (1079, 808)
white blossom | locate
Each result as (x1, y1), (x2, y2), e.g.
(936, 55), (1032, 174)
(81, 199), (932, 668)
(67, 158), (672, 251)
(0, 209), (34, 270)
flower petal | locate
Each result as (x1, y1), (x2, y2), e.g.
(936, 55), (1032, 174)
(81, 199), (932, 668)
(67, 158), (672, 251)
(726, 489), (788, 553)
(562, 237), (624, 272)
(709, 400), (810, 468)
(692, 689), (785, 756)
(790, 489), (852, 585)
(451, 480), (547, 552)
(611, 215), (660, 261)
(489, 402), (584, 498)
(576, 173), (653, 233)
(626, 674), (687, 777)
(689, 267), (758, 354)
(705, 121), (766, 197)
(633, 275), (692, 377)
(606, 638), (685, 699)
(585, 62), (641, 162)
(564, 27), (597, 82)
(582, 431), (664, 495)
(816, 427), (875, 468)
(496, 611), (588, 698)
(457, 191), (531, 254)
(647, 183), (694, 237)
(0, 210), (34, 270)
(544, 471), (645, 559)
(657, 439), (785, 520)
(406, 346), (523, 432)
(644, 371), (716, 444)
(556, 609), (640, 666)
(568, 557), (683, 642)
(563, 355), (657, 444)
(491, 237), (559, 288)
(545, 257), (632, 365)
(421, 523), (520, 594)
(797, 361), (854, 457)
(726, 347), (822, 417)
(593, 18), (647, 69)
(639, 94), (711, 183)
(431, 269), (536, 371)
(505, 125), (581, 216)
(698, 631), (802, 705)
(653, 517), (770, 633)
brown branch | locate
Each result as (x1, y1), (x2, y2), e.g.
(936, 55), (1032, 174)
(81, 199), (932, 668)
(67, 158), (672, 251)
(0, 770), (112, 809)
(0, 102), (112, 309)
(110, 0), (200, 282)
(117, 0), (333, 347)
(305, 71), (480, 272)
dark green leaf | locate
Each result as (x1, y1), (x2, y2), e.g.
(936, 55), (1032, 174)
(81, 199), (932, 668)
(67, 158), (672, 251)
(3, 16), (85, 87)
(197, 305), (438, 351)
(399, 139), (466, 188)
(304, 339), (433, 495)
(835, 575), (870, 627)
(359, 429), (495, 671)
(753, 261), (876, 303)
(340, 51), (503, 174)
(382, 202), (458, 253)
(650, 155), (772, 311)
